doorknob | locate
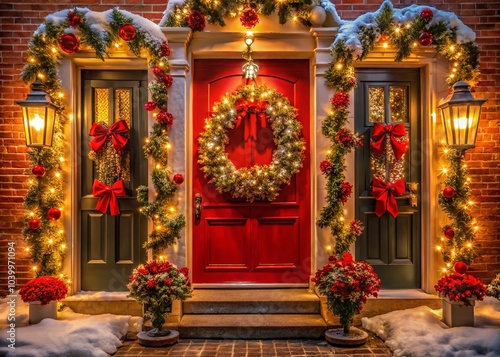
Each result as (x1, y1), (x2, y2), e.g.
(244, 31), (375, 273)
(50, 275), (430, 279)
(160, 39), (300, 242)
(407, 182), (418, 207)
(195, 194), (202, 220)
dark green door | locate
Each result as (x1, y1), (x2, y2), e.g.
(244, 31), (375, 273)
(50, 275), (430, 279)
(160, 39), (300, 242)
(80, 70), (148, 291)
(354, 69), (421, 289)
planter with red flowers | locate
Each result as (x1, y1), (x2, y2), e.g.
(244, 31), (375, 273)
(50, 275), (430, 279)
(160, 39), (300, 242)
(435, 262), (486, 327)
(19, 276), (68, 324)
(313, 253), (381, 346)
(128, 260), (192, 346)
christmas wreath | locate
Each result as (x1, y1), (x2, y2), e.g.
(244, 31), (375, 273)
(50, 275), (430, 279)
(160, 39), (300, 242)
(198, 84), (305, 202)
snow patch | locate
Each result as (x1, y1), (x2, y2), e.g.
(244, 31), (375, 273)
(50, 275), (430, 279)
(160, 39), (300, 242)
(64, 291), (133, 301)
(362, 297), (500, 357)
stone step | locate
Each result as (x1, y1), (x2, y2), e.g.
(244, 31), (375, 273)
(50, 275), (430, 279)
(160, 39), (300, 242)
(183, 289), (320, 314)
(179, 314), (327, 339)
(62, 299), (143, 316)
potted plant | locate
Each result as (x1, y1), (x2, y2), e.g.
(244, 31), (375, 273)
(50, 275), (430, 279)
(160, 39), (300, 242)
(19, 276), (68, 324)
(486, 273), (500, 300)
(434, 262), (486, 327)
(313, 252), (381, 345)
(128, 260), (192, 339)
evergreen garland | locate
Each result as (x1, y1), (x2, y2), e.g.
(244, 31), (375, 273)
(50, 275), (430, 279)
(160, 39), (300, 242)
(437, 149), (479, 269)
(162, 0), (314, 28)
(20, 8), (184, 276)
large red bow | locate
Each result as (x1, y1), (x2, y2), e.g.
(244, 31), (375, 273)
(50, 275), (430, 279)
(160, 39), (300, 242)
(89, 120), (129, 154)
(372, 177), (405, 218)
(92, 179), (126, 216)
(235, 98), (268, 141)
(370, 123), (408, 161)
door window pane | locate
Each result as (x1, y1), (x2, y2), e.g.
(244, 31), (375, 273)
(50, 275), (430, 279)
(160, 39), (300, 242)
(368, 86), (385, 122)
(390, 86), (408, 122)
(115, 89), (132, 127)
(94, 88), (109, 123)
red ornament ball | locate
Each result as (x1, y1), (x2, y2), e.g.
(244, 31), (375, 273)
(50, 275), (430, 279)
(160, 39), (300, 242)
(119, 23), (137, 41)
(28, 218), (41, 230)
(32, 164), (46, 177)
(156, 111), (174, 126)
(144, 101), (157, 111)
(152, 66), (165, 78)
(187, 10), (206, 32)
(173, 173), (184, 185)
(443, 186), (456, 199)
(160, 74), (173, 88)
(420, 8), (433, 22)
(444, 227), (455, 239)
(454, 261), (468, 274)
(240, 7), (259, 29)
(160, 42), (171, 57)
(419, 31), (433, 46)
(47, 207), (61, 221)
(58, 33), (79, 54)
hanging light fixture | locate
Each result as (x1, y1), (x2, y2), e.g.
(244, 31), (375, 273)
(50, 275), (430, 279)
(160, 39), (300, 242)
(437, 81), (486, 151)
(15, 81), (57, 147)
(242, 31), (259, 80)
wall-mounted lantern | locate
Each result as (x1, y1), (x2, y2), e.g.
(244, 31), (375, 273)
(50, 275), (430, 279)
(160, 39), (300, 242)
(437, 81), (487, 151)
(15, 81), (57, 148)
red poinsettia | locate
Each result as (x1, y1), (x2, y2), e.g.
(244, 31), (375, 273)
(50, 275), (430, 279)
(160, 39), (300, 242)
(339, 181), (353, 204)
(335, 128), (363, 149)
(240, 7), (259, 29)
(319, 160), (333, 175)
(330, 92), (350, 109)
(313, 253), (380, 332)
(188, 10), (206, 32)
(435, 267), (486, 306)
(67, 11), (82, 27)
(19, 276), (68, 305)
(160, 42), (171, 57)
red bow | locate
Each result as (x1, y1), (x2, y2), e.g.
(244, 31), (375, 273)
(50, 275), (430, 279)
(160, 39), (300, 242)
(89, 120), (129, 154)
(235, 98), (268, 141)
(92, 179), (126, 216)
(370, 123), (408, 161)
(372, 177), (405, 218)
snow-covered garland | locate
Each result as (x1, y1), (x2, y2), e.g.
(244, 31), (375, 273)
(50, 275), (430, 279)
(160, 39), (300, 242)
(198, 85), (305, 202)
(21, 8), (185, 276)
(317, 1), (481, 257)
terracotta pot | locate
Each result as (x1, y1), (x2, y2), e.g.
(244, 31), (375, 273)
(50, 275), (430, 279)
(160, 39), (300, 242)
(442, 297), (475, 327)
(29, 300), (57, 324)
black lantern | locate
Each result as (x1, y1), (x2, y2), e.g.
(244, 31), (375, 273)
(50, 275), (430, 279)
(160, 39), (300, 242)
(437, 81), (486, 151)
(15, 81), (57, 147)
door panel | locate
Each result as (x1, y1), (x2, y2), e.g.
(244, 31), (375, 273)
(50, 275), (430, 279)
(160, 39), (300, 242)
(355, 69), (421, 289)
(193, 59), (310, 284)
(80, 70), (148, 291)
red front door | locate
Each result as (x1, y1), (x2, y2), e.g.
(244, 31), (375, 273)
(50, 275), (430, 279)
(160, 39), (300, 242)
(192, 59), (311, 284)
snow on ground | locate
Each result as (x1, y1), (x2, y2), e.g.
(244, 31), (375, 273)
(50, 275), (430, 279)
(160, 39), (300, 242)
(0, 294), (142, 357)
(64, 290), (133, 301)
(362, 297), (500, 357)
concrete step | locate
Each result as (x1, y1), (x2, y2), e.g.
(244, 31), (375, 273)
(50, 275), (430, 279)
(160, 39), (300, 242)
(179, 314), (327, 339)
(183, 289), (320, 314)
(62, 299), (143, 316)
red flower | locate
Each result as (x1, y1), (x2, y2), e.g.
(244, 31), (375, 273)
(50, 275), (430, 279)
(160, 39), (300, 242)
(435, 272), (486, 306)
(156, 111), (174, 126)
(160, 74), (173, 88)
(339, 181), (353, 204)
(342, 252), (353, 265)
(160, 42), (171, 57)
(240, 7), (259, 29)
(335, 128), (363, 148)
(319, 160), (333, 175)
(350, 219), (364, 236)
(165, 278), (173, 286)
(330, 92), (350, 109)
(19, 276), (68, 305)
(67, 11), (82, 27)
(188, 10), (206, 32)
(146, 280), (157, 289)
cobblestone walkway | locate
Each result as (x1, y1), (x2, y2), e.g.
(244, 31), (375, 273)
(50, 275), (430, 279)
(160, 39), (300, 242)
(113, 336), (392, 356)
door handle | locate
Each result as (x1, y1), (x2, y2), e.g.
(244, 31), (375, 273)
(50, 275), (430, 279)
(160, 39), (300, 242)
(195, 194), (202, 220)
(407, 182), (419, 207)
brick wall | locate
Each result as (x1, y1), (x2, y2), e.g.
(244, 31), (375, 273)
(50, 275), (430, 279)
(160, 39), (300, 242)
(0, 0), (498, 296)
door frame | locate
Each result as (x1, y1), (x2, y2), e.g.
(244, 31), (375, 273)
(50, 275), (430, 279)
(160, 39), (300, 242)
(186, 28), (317, 287)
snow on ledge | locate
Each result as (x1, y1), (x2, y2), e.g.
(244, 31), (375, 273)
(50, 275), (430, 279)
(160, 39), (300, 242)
(64, 290), (134, 301)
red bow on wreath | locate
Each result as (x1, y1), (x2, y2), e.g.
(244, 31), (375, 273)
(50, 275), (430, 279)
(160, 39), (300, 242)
(372, 177), (405, 218)
(370, 123), (408, 161)
(235, 98), (268, 141)
(92, 179), (126, 216)
(89, 120), (129, 154)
